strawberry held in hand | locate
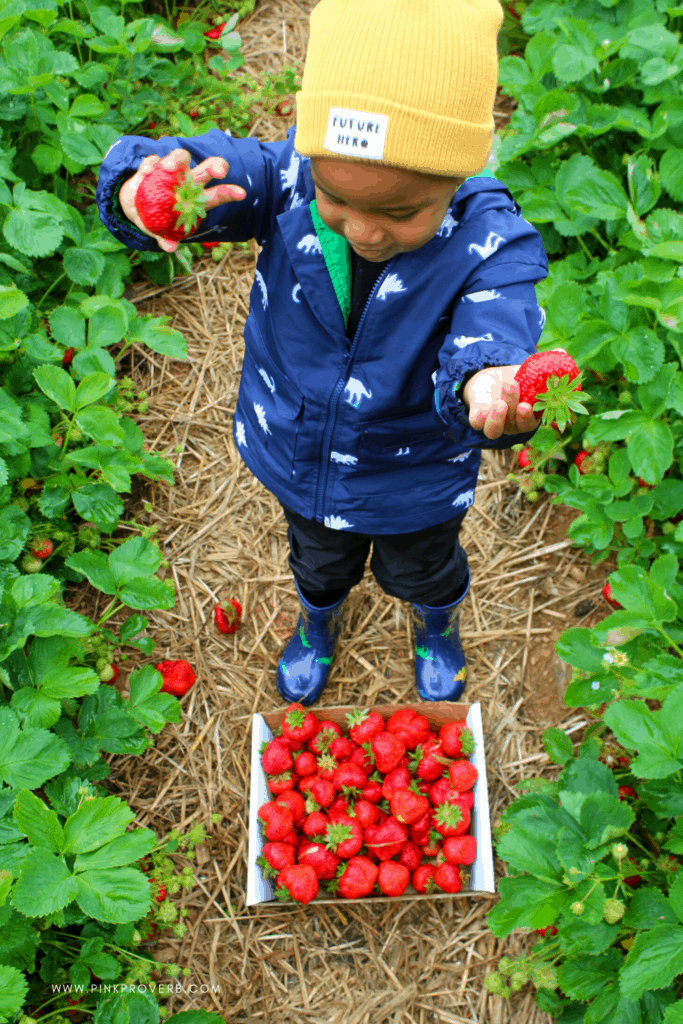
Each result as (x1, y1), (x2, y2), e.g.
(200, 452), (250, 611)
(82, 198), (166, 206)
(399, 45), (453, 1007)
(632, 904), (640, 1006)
(156, 659), (196, 697)
(514, 348), (588, 433)
(135, 161), (209, 243)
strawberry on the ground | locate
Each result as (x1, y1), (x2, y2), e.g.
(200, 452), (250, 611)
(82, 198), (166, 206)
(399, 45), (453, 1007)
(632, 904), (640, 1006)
(308, 721), (342, 755)
(268, 771), (295, 796)
(368, 732), (406, 774)
(215, 598), (242, 634)
(135, 162), (209, 243)
(398, 841), (423, 872)
(423, 837), (442, 858)
(618, 786), (638, 801)
(324, 817), (364, 859)
(332, 762), (367, 792)
(261, 737), (293, 775)
(334, 856), (379, 899)
(257, 842), (296, 878)
(410, 736), (451, 782)
(386, 708), (430, 751)
(518, 447), (532, 470)
(603, 582), (622, 609)
(30, 537), (53, 559)
(330, 736), (354, 762)
(350, 745), (374, 775)
(433, 801), (470, 839)
(258, 801), (294, 841)
(275, 789), (305, 822)
(443, 835), (477, 866)
(412, 864), (437, 894)
(536, 925), (558, 938)
(282, 703), (320, 747)
(514, 348), (587, 432)
(382, 766), (412, 801)
(439, 720), (475, 759)
(448, 760), (479, 793)
(298, 841), (340, 881)
(275, 98), (294, 117)
(275, 864), (318, 904)
(310, 778), (336, 808)
(362, 778), (384, 804)
(156, 660), (196, 697)
(302, 811), (328, 839)
(434, 862), (462, 893)
(352, 799), (379, 829)
(364, 817), (408, 861)
(204, 21), (226, 38)
(378, 860), (410, 897)
(346, 708), (386, 745)
(391, 785), (430, 825)
(294, 750), (318, 777)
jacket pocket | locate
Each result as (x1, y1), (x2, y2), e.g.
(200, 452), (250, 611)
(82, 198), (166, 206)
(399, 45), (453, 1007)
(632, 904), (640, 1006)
(359, 407), (446, 456)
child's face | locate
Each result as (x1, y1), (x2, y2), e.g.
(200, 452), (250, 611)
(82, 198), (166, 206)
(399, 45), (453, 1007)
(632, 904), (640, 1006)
(310, 157), (464, 262)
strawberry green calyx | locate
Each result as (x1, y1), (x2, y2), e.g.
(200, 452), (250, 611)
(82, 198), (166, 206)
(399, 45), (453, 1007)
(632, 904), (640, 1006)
(285, 707), (306, 729)
(256, 855), (278, 879)
(317, 754), (338, 774)
(171, 169), (207, 237)
(305, 796), (320, 814)
(340, 785), (361, 801)
(275, 883), (291, 902)
(316, 725), (337, 753)
(531, 372), (589, 432)
(408, 746), (423, 773)
(458, 728), (475, 755)
(324, 822), (353, 851)
(346, 708), (369, 729)
(435, 803), (463, 829)
(361, 741), (376, 765)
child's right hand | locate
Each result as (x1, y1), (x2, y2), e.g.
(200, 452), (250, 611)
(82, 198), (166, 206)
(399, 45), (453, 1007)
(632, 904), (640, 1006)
(118, 148), (246, 253)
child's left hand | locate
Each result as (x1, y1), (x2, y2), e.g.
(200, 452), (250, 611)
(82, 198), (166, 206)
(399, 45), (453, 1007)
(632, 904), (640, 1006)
(462, 365), (540, 440)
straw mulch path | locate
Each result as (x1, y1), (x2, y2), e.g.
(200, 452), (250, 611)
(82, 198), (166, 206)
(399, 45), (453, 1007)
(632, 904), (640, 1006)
(78, 1), (614, 1020)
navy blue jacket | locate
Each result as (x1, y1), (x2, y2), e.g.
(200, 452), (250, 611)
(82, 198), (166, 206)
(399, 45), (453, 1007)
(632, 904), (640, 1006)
(96, 126), (548, 533)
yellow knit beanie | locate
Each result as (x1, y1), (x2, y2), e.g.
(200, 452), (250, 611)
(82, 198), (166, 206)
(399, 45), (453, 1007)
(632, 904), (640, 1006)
(294, 0), (503, 179)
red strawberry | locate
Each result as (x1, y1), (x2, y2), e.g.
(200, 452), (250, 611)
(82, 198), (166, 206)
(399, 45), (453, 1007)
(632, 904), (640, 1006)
(603, 582), (622, 609)
(268, 771), (295, 796)
(368, 732), (406, 774)
(257, 841), (296, 877)
(375, 809), (389, 827)
(346, 709), (385, 745)
(391, 785), (430, 825)
(350, 745), (374, 775)
(310, 778), (336, 808)
(423, 837), (442, 858)
(275, 864), (318, 904)
(150, 877), (167, 903)
(410, 809), (433, 847)
(276, 789), (305, 822)
(574, 451), (590, 474)
(398, 841), (423, 872)
(298, 774), (320, 797)
(330, 736), (354, 762)
(281, 829), (298, 846)
(429, 777), (461, 807)
(317, 753), (338, 781)
(536, 925), (558, 938)
(201, 241), (220, 249)
(409, 736), (450, 782)
(412, 864), (437, 894)
(433, 801), (470, 839)
(294, 750), (318, 777)
(328, 794), (355, 821)
(332, 762), (367, 792)
(135, 163), (208, 243)
(459, 790), (474, 811)
(637, 477), (654, 489)
(203, 21), (226, 38)
(382, 767), (412, 801)
(302, 811), (328, 839)
(156, 660), (196, 697)
(618, 785), (638, 801)
(298, 841), (340, 881)
(397, 753), (411, 771)
(434, 862), (462, 893)
(378, 860), (410, 897)
(335, 856), (378, 899)
(282, 703), (320, 746)
(215, 598), (241, 634)
(364, 817), (408, 861)
(514, 348), (585, 432)
(308, 721), (342, 755)
(261, 738), (293, 775)
(443, 836), (477, 865)
(62, 347), (75, 368)
(258, 801), (294, 841)
(274, 99), (294, 117)
(518, 447), (532, 470)
(352, 799), (379, 829)
(324, 817), (364, 859)
(624, 858), (642, 887)
(439, 721), (475, 759)
(362, 779), (384, 804)
(448, 760), (478, 793)
(386, 708), (430, 751)
(30, 537), (53, 560)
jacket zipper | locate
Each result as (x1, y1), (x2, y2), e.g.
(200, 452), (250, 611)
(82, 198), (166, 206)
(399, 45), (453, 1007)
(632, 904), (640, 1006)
(314, 258), (397, 523)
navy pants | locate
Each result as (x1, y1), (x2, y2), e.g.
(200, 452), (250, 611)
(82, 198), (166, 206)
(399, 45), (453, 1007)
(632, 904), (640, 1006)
(279, 502), (470, 608)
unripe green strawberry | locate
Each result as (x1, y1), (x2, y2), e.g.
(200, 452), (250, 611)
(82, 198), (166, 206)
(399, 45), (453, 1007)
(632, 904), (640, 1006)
(603, 898), (626, 923)
(570, 901), (585, 915)
(498, 956), (513, 976)
(532, 964), (558, 989)
(612, 842), (628, 859)
(21, 554), (43, 573)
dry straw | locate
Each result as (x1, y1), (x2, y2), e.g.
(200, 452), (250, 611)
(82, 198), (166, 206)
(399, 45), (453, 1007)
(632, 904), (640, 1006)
(69, 1), (612, 1020)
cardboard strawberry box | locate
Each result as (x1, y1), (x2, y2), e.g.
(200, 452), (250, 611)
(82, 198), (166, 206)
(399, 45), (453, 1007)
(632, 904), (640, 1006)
(247, 701), (494, 905)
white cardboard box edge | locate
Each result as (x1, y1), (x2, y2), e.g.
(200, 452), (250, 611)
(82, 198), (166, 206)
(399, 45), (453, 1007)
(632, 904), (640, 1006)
(246, 703), (495, 906)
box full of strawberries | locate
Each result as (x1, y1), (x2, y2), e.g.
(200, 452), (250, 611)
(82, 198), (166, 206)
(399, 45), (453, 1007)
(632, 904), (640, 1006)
(247, 701), (494, 905)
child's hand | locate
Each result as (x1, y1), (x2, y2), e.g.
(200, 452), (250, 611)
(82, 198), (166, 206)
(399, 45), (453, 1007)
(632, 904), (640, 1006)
(462, 365), (540, 439)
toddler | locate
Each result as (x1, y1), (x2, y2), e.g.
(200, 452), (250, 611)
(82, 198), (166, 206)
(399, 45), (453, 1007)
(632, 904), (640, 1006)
(97, 0), (548, 706)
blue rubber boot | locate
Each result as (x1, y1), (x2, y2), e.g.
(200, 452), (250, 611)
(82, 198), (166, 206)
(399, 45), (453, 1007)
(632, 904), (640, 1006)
(411, 570), (470, 701)
(276, 579), (349, 705)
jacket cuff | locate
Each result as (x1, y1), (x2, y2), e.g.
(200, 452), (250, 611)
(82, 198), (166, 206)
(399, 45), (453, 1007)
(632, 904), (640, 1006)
(99, 169), (164, 252)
